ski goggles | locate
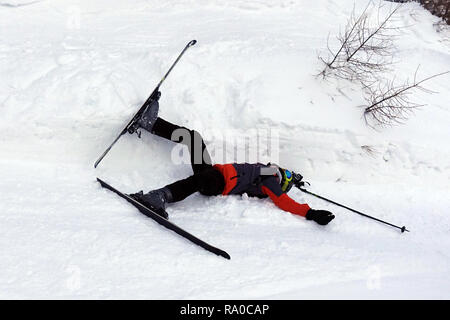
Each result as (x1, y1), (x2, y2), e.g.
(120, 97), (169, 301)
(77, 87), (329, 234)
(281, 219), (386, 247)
(281, 169), (293, 192)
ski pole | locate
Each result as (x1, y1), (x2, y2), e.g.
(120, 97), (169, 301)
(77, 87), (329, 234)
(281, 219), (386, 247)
(297, 186), (409, 233)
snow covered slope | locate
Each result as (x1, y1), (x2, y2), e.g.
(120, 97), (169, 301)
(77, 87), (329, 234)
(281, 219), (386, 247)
(0, 0), (449, 299)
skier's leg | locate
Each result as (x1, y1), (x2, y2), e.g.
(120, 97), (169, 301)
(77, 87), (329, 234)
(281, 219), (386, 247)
(150, 117), (182, 139)
(130, 167), (224, 218)
(166, 167), (225, 201)
(132, 167), (225, 208)
(151, 117), (212, 174)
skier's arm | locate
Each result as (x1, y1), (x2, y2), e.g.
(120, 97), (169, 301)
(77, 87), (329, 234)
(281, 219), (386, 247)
(261, 178), (310, 217)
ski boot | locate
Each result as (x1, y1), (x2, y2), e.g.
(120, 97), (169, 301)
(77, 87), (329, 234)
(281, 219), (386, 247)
(128, 91), (161, 135)
(129, 186), (172, 219)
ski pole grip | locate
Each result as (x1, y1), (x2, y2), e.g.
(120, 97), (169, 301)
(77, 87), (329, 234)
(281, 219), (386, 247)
(188, 40), (197, 47)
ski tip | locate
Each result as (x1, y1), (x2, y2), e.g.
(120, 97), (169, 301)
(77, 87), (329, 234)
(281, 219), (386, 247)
(94, 157), (102, 168)
(188, 39), (197, 47)
(220, 251), (231, 260)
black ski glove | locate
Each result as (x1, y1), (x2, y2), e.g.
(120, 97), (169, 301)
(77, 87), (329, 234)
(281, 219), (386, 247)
(306, 209), (335, 225)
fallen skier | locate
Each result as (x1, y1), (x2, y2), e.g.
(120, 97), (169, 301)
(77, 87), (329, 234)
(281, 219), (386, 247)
(128, 92), (335, 226)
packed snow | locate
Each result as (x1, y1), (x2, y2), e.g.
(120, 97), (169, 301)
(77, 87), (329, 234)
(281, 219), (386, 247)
(0, 0), (449, 299)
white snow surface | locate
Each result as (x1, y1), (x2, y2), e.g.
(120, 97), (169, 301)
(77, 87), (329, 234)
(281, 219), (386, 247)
(0, 0), (449, 299)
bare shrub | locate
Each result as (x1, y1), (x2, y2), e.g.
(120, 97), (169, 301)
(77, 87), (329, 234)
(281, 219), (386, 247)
(363, 68), (449, 127)
(319, 2), (402, 84)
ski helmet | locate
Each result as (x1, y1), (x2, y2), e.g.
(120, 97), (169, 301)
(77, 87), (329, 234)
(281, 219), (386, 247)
(263, 163), (295, 193)
(279, 168), (294, 193)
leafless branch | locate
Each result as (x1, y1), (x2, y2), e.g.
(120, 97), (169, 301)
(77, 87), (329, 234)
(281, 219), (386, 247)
(363, 69), (449, 127)
(318, 2), (402, 84)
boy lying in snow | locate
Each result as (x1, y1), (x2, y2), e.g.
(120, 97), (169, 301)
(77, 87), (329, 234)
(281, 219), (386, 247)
(127, 92), (335, 226)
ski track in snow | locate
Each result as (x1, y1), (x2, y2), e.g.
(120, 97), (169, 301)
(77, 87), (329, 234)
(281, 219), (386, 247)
(0, 0), (449, 299)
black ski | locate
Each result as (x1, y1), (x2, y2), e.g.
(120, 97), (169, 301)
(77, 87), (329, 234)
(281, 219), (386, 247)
(94, 40), (197, 168)
(97, 178), (231, 260)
